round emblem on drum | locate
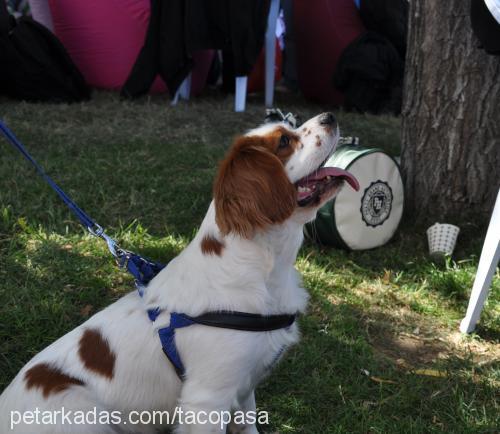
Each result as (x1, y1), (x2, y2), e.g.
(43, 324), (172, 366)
(360, 180), (393, 227)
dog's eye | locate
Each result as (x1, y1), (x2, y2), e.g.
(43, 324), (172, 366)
(278, 135), (290, 149)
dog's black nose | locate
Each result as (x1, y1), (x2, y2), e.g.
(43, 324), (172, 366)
(319, 112), (336, 126)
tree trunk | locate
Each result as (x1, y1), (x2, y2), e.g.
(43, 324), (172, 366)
(401, 0), (500, 224)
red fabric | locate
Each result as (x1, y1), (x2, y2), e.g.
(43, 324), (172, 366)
(294, 0), (365, 105)
(48, 0), (213, 95)
(247, 39), (282, 94)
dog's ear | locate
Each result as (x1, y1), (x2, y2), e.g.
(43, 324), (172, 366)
(213, 135), (296, 238)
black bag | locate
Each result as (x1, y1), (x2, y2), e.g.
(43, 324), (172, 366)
(358, 0), (409, 59)
(334, 32), (404, 115)
(0, 1), (90, 102)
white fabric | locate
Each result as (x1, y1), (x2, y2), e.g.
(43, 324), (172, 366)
(28, 0), (53, 31)
(485, 0), (500, 24)
(334, 152), (404, 250)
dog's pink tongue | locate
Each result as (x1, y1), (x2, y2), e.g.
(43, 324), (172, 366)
(311, 167), (360, 191)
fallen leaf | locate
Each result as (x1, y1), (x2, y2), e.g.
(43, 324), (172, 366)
(414, 369), (447, 378)
(370, 376), (397, 384)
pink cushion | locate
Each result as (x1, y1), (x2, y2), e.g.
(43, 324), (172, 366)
(48, 0), (213, 95)
(294, 0), (365, 105)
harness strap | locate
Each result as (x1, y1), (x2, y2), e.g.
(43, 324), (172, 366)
(191, 311), (296, 331)
(120, 252), (166, 290)
(149, 310), (296, 379)
(157, 313), (196, 378)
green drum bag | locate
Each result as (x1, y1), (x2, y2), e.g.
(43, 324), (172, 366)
(305, 143), (404, 250)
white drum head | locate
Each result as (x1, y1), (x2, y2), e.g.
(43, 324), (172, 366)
(334, 152), (404, 250)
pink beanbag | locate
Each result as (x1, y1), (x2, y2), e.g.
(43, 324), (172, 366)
(48, 0), (213, 95)
(294, 0), (365, 105)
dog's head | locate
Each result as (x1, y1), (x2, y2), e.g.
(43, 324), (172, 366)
(213, 112), (359, 238)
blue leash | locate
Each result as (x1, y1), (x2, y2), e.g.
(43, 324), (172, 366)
(0, 120), (165, 288)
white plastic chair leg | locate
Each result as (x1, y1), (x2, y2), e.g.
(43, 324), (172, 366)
(171, 90), (180, 106)
(171, 74), (192, 106)
(265, 0), (280, 107)
(235, 76), (248, 112)
(460, 189), (500, 333)
(179, 73), (192, 100)
(28, 0), (54, 31)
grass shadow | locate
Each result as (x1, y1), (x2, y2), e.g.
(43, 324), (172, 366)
(258, 291), (499, 433)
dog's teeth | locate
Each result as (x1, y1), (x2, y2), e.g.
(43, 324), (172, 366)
(298, 186), (312, 193)
(326, 176), (331, 180)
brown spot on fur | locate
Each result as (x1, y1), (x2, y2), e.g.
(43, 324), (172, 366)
(25, 363), (84, 398)
(214, 134), (296, 238)
(79, 328), (115, 379)
(315, 135), (322, 147)
(201, 234), (225, 256)
(305, 130), (311, 136)
(323, 124), (334, 134)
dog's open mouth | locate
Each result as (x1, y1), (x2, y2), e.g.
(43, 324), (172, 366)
(296, 164), (359, 207)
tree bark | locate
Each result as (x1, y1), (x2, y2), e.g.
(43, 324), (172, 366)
(401, 0), (500, 224)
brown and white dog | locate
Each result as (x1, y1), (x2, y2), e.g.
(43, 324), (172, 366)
(0, 113), (358, 433)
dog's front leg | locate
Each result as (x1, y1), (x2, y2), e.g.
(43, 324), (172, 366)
(227, 391), (260, 434)
(174, 381), (235, 434)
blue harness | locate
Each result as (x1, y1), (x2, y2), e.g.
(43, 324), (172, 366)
(0, 121), (296, 379)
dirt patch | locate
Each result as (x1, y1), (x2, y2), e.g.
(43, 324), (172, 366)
(346, 280), (500, 369)
(369, 329), (450, 367)
(361, 306), (500, 369)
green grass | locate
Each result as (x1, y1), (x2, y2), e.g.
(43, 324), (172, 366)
(0, 91), (498, 433)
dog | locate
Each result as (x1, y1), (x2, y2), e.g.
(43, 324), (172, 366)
(0, 112), (358, 433)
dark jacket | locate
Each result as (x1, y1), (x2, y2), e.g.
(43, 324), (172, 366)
(122, 0), (270, 98)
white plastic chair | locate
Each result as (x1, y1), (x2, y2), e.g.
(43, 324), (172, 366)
(460, 188), (500, 333)
(171, 73), (191, 106)
(174, 0), (279, 112)
(235, 0), (280, 111)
